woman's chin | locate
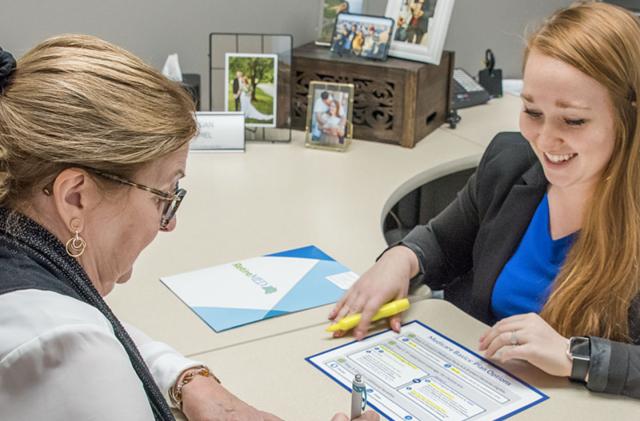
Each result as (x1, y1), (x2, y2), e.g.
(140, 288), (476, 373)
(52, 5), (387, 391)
(116, 268), (133, 284)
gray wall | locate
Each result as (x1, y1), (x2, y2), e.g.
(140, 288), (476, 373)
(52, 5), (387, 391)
(442, 0), (572, 78)
(2, 0), (572, 109)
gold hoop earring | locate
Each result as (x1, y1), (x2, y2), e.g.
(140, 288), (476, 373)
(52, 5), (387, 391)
(65, 230), (86, 258)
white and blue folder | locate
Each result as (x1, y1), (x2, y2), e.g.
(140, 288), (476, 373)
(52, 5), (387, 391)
(160, 245), (357, 332)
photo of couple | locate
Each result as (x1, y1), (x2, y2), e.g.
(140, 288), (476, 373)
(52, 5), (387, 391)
(225, 53), (278, 127)
(308, 86), (352, 148)
(393, 0), (438, 46)
(330, 14), (393, 60)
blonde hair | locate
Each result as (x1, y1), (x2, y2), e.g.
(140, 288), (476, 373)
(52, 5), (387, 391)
(527, 3), (640, 341)
(0, 34), (196, 208)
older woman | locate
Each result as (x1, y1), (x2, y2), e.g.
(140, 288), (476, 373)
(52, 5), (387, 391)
(330, 2), (640, 399)
(0, 36), (378, 421)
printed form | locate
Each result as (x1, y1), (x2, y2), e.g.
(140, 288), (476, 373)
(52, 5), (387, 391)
(307, 321), (547, 421)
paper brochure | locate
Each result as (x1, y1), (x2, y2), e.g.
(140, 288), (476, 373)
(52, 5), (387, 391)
(161, 245), (357, 332)
(307, 321), (548, 420)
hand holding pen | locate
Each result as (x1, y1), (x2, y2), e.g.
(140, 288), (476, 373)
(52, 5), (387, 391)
(328, 246), (420, 340)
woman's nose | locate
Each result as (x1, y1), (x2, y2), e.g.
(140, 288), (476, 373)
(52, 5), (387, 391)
(537, 123), (562, 150)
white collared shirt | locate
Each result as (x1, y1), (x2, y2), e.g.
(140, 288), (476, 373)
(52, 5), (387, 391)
(0, 289), (199, 420)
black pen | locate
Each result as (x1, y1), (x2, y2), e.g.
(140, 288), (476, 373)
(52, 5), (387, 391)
(351, 373), (367, 420)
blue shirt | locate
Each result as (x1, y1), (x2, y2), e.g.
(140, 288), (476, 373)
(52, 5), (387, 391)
(491, 193), (576, 320)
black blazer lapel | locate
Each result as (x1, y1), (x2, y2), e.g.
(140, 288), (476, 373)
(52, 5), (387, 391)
(471, 162), (547, 323)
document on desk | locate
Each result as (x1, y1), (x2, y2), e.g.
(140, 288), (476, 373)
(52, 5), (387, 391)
(307, 321), (548, 421)
(161, 245), (357, 332)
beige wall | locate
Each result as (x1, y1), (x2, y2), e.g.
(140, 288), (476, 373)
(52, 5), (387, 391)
(1, 0), (572, 109)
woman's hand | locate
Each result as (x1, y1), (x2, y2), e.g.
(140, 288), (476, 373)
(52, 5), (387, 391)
(181, 375), (283, 421)
(479, 313), (572, 377)
(331, 410), (380, 421)
(328, 246), (419, 340)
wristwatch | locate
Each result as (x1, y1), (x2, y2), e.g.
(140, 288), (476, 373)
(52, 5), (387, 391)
(567, 336), (591, 383)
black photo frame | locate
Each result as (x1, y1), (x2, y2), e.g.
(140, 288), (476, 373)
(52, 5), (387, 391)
(330, 13), (394, 61)
(209, 33), (293, 143)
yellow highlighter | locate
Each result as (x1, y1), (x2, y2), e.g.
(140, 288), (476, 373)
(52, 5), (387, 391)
(326, 298), (411, 333)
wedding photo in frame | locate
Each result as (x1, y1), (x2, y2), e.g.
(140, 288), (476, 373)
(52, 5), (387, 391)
(209, 33), (293, 143)
(316, 0), (365, 46)
(305, 81), (354, 152)
(385, 0), (455, 65)
(224, 53), (278, 128)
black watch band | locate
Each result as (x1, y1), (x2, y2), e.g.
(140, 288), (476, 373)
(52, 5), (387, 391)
(569, 336), (591, 383)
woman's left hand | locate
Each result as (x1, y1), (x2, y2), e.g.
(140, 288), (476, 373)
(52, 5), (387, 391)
(478, 313), (572, 377)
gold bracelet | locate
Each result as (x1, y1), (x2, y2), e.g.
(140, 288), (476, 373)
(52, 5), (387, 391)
(169, 365), (221, 411)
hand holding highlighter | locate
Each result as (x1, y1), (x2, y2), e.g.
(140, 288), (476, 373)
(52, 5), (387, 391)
(326, 298), (411, 333)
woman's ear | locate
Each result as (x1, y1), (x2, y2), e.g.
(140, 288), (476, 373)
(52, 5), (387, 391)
(50, 168), (98, 230)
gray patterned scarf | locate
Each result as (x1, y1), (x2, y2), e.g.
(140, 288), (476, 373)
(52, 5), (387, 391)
(0, 207), (175, 420)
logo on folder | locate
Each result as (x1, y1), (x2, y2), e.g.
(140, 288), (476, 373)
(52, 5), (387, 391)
(232, 262), (278, 294)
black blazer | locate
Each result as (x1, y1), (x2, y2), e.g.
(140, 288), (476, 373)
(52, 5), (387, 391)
(401, 132), (640, 398)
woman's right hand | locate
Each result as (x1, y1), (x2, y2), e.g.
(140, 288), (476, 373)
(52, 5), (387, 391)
(328, 246), (419, 340)
(181, 375), (283, 421)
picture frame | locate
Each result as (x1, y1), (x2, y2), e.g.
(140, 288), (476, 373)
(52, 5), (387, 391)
(209, 33), (293, 143)
(330, 13), (394, 61)
(305, 81), (354, 152)
(384, 0), (455, 65)
(190, 112), (245, 152)
(224, 53), (278, 128)
(316, 0), (365, 46)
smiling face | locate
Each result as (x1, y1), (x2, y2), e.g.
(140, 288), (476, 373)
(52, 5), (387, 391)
(520, 50), (617, 193)
(329, 101), (338, 116)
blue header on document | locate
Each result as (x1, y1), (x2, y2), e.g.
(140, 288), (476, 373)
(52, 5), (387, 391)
(161, 245), (358, 332)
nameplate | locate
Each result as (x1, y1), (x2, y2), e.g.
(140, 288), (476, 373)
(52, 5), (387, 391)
(190, 112), (245, 152)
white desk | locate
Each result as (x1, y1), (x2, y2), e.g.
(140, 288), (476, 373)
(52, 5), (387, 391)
(105, 94), (638, 418)
(194, 300), (638, 420)
(106, 96), (520, 357)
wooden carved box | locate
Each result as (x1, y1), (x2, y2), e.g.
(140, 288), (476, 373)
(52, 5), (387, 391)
(292, 43), (454, 148)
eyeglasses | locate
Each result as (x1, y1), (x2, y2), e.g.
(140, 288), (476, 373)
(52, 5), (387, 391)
(90, 169), (186, 231)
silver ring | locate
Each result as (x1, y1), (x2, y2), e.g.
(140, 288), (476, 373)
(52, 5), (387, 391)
(510, 330), (519, 346)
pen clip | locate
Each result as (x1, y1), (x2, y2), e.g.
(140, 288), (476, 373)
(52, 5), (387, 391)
(361, 386), (367, 411)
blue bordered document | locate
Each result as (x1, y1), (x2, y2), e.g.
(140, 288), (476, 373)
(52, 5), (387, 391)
(307, 321), (548, 421)
(161, 245), (356, 332)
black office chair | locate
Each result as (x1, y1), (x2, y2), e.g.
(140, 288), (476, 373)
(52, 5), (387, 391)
(383, 167), (476, 311)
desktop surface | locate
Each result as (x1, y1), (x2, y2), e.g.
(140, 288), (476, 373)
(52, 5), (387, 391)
(104, 94), (636, 418)
(106, 96), (520, 356)
(194, 299), (638, 420)
(105, 95), (521, 356)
